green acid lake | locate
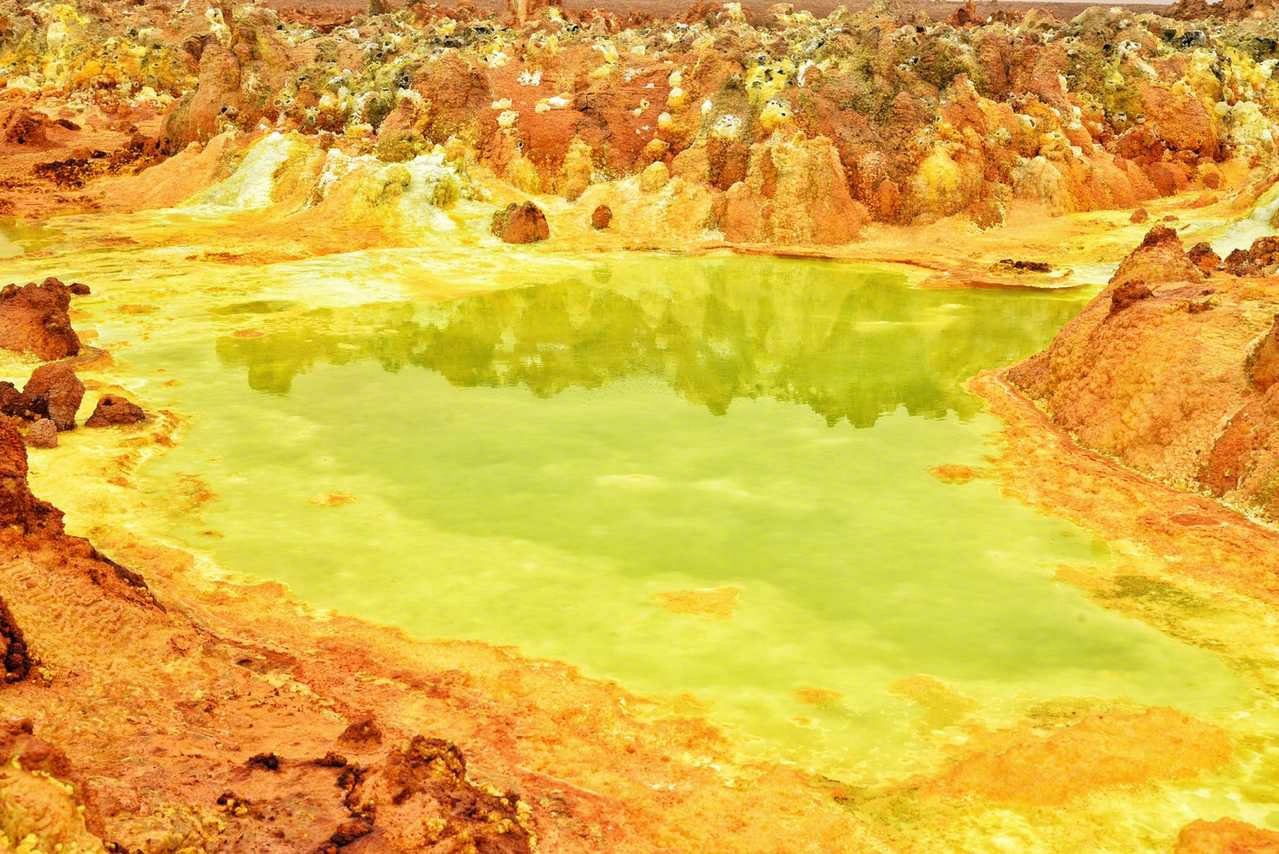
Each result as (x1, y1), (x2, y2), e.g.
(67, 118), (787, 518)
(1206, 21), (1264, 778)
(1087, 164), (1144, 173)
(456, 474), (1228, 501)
(3, 234), (1248, 781)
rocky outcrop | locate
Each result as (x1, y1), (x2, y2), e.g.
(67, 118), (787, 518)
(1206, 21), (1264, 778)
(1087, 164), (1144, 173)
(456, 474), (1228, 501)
(159, 5), (295, 150)
(491, 201), (549, 244)
(1173, 818), (1279, 853)
(9, 0), (1279, 243)
(22, 362), (84, 431)
(342, 736), (532, 852)
(591, 204), (612, 230)
(720, 135), (868, 245)
(0, 421), (51, 532)
(0, 278), (81, 361)
(1109, 227), (1204, 290)
(1007, 229), (1279, 522)
(85, 394), (146, 428)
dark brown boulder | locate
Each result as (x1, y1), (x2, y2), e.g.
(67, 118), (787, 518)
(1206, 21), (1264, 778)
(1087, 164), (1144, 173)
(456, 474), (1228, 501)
(85, 394), (146, 428)
(1109, 280), (1154, 315)
(22, 362), (84, 431)
(1224, 248), (1259, 277)
(491, 202), (549, 244)
(1187, 242), (1221, 275)
(591, 204), (613, 230)
(338, 714), (384, 751)
(1248, 236), (1279, 274)
(0, 597), (30, 683)
(0, 382), (26, 418)
(0, 278), (81, 361)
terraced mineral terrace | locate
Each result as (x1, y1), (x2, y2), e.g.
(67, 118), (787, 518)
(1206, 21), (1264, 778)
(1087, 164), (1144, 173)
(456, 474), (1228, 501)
(3, 0), (1279, 850)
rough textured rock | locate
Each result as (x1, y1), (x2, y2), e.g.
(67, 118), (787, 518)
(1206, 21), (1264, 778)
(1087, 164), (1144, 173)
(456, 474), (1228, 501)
(0, 422), (45, 530)
(0, 278), (81, 361)
(591, 204), (612, 230)
(84, 394), (146, 428)
(0, 596), (30, 683)
(491, 201), (549, 244)
(22, 418), (58, 449)
(22, 362), (84, 431)
(720, 135), (868, 245)
(343, 736), (532, 852)
(1007, 230), (1279, 522)
(1109, 227), (1204, 289)
(0, 419), (59, 534)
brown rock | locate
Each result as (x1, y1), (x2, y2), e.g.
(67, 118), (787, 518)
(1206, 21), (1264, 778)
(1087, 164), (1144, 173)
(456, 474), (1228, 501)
(84, 395), (146, 428)
(338, 715), (384, 750)
(1110, 226), (1203, 289)
(591, 205), (613, 230)
(1248, 236), (1279, 274)
(23, 419), (58, 449)
(0, 722), (75, 778)
(22, 362), (84, 431)
(0, 421), (57, 532)
(0, 596), (30, 683)
(344, 735), (532, 852)
(1225, 248), (1259, 277)
(0, 382), (27, 418)
(490, 202), (549, 244)
(1108, 280), (1153, 315)
(1187, 242), (1221, 274)
(1007, 228), (1279, 523)
(0, 278), (81, 361)
(330, 816), (374, 847)
(1129, 208), (1149, 224)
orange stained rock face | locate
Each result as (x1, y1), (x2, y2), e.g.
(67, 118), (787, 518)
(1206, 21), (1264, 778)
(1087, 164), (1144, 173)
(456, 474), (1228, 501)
(1173, 818), (1279, 854)
(1007, 228), (1279, 526)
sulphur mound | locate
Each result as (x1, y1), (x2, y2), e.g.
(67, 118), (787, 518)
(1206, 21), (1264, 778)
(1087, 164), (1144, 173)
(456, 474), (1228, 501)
(1008, 224), (1279, 523)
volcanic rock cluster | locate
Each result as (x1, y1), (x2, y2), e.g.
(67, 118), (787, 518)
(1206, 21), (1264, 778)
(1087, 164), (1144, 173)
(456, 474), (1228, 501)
(3, 0), (1279, 242)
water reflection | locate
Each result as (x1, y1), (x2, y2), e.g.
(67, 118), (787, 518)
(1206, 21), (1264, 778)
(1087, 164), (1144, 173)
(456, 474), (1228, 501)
(215, 258), (1086, 427)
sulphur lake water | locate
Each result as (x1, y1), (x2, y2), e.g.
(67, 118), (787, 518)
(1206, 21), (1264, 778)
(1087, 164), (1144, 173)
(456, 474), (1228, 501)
(0, 220), (1254, 784)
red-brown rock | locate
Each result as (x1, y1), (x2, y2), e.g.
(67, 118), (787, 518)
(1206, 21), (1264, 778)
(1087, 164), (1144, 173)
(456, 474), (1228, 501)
(22, 362), (84, 431)
(84, 395), (146, 428)
(1187, 242), (1221, 275)
(491, 202), (549, 244)
(0, 278), (81, 361)
(0, 597), (30, 683)
(0, 421), (58, 533)
(591, 204), (612, 230)
(22, 418), (58, 449)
